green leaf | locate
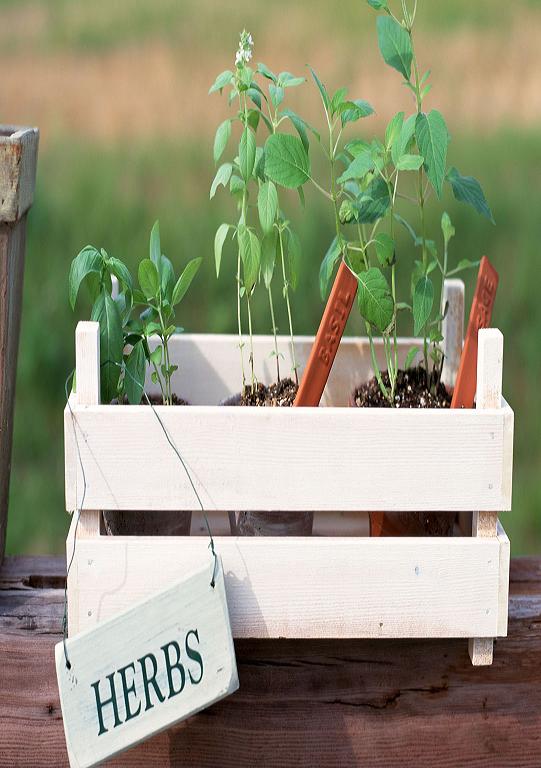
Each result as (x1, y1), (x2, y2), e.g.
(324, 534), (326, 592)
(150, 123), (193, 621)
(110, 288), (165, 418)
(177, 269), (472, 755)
(150, 346), (162, 365)
(287, 229), (301, 291)
(209, 70), (234, 94)
(392, 113), (416, 165)
(376, 16), (413, 80)
(441, 212), (455, 246)
(107, 257), (132, 295)
(149, 220), (161, 268)
(213, 119), (231, 164)
(279, 71), (305, 88)
(138, 259), (160, 299)
(330, 87), (348, 115)
(429, 328), (443, 343)
(239, 127), (256, 181)
(345, 139), (371, 158)
(415, 110), (449, 198)
(264, 133), (310, 189)
(367, 0), (388, 9)
(257, 62), (276, 82)
(319, 237), (341, 300)
(210, 162), (233, 198)
(269, 84), (284, 108)
(254, 146), (266, 181)
(160, 255), (175, 301)
(447, 258), (480, 276)
(257, 181), (278, 235)
(405, 346), (419, 369)
(229, 174), (244, 195)
(394, 213), (418, 242)
(395, 153), (424, 171)
(309, 66), (330, 112)
(69, 246), (102, 309)
(374, 233), (395, 267)
(357, 177), (391, 223)
(124, 342), (146, 404)
(91, 290), (123, 403)
(238, 226), (260, 292)
(339, 99), (375, 126)
(337, 148), (374, 183)
(214, 223), (230, 278)
(413, 276), (434, 335)
(172, 257), (202, 305)
(357, 267), (394, 333)
(385, 111), (404, 150)
(247, 87), (262, 109)
(261, 230), (278, 289)
(446, 167), (494, 223)
(280, 108), (312, 151)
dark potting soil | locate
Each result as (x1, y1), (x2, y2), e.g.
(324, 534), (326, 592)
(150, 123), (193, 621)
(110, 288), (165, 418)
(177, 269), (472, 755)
(111, 393), (189, 406)
(239, 377), (298, 407)
(352, 366), (451, 409)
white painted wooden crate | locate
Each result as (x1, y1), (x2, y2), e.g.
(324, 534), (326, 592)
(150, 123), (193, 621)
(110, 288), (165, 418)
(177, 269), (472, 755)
(64, 283), (513, 666)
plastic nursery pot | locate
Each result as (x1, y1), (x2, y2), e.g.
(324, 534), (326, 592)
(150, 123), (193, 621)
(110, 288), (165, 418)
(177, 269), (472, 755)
(102, 510), (192, 536)
(220, 391), (314, 537)
(348, 391), (456, 538)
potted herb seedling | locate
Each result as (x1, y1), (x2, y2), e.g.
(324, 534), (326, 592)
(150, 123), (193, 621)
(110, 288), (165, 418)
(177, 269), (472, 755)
(69, 220), (202, 535)
(259, 1), (494, 535)
(210, 31), (312, 535)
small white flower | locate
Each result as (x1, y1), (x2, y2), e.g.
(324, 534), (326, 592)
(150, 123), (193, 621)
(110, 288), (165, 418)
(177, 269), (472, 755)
(235, 29), (254, 68)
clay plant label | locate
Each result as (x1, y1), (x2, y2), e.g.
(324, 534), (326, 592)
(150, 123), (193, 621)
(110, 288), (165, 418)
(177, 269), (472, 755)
(55, 558), (238, 768)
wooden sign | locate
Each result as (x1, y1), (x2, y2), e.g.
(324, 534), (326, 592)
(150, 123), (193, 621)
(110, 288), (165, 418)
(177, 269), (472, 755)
(451, 256), (498, 409)
(294, 260), (357, 406)
(56, 558), (238, 768)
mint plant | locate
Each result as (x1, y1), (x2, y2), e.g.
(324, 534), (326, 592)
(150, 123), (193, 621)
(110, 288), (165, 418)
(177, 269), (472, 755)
(254, 1), (493, 404)
(69, 221), (201, 405)
(210, 30), (306, 391)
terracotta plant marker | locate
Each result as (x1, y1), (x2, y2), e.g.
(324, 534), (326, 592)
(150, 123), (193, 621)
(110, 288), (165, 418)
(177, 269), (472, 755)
(294, 261), (358, 407)
(451, 255), (499, 409)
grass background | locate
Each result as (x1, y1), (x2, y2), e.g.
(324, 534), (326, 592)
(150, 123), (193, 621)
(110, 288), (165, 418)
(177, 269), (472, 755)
(2, 0), (540, 555)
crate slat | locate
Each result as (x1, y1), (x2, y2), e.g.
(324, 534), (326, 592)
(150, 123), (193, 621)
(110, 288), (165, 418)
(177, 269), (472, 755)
(65, 399), (513, 513)
(69, 531), (504, 639)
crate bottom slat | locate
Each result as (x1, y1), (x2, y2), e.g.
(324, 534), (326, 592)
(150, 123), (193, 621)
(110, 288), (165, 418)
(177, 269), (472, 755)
(67, 522), (509, 643)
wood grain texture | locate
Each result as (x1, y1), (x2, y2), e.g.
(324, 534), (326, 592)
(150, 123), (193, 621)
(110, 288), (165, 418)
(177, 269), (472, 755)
(441, 279), (464, 390)
(1, 555), (541, 767)
(0, 127), (39, 223)
(469, 329), (505, 664)
(68, 534), (507, 639)
(64, 399), (513, 513)
(0, 127), (39, 564)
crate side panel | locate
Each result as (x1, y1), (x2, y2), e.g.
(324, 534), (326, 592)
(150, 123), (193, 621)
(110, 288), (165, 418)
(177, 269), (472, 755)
(66, 405), (511, 512)
(71, 536), (501, 639)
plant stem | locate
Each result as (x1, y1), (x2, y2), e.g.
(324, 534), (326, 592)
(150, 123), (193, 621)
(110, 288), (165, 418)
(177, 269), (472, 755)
(409, 22), (431, 381)
(236, 250), (246, 389)
(278, 228), (298, 385)
(268, 284), (280, 382)
(367, 321), (389, 400)
(246, 290), (256, 392)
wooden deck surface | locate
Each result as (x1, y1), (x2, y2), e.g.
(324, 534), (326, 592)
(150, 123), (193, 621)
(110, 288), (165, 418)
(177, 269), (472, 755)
(1, 554), (540, 767)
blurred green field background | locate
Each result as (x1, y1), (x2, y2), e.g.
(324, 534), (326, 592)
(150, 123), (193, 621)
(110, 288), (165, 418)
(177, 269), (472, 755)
(2, 0), (540, 554)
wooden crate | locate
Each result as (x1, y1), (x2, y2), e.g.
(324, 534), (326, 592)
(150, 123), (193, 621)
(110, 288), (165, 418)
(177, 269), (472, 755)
(65, 309), (513, 665)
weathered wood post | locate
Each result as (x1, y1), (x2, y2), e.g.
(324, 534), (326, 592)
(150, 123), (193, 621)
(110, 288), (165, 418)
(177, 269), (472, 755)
(0, 126), (39, 564)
